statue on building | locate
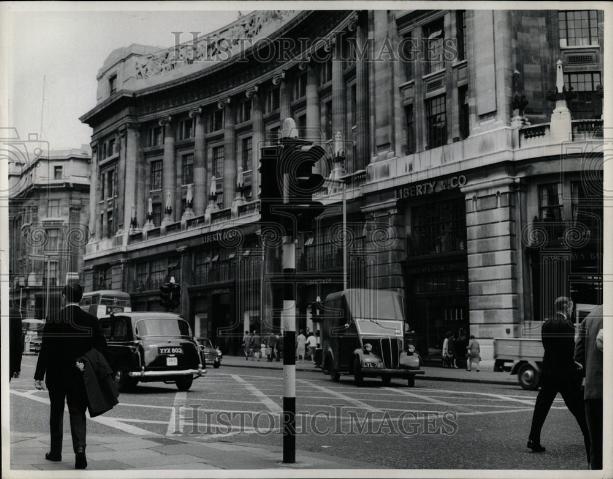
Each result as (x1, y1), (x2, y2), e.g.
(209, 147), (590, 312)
(182, 184), (195, 221)
(204, 175), (219, 224)
(143, 197), (154, 232)
(548, 60), (573, 142)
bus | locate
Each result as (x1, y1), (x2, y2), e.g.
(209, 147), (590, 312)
(80, 290), (132, 318)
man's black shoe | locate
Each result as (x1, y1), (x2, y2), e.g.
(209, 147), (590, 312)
(45, 452), (62, 462)
(527, 440), (546, 452)
(75, 448), (87, 469)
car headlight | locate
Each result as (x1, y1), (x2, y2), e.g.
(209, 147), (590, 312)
(363, 343), (372, 353)
(407, 344), (416, 354)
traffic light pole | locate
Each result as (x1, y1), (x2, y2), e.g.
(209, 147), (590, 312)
(282, 234), (296, 464)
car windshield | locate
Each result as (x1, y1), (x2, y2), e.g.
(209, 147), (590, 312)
(135, 318), (191, 337)
(23, 321), (44, 331)
(100, 297), (130, 307)
(200, 338), (213, 347)
(355, 319), (403, 337)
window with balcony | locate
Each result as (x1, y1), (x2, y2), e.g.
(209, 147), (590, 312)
(147, 126), (163, 147)
(425, 94), (447, 149)
(404, 104), (415, 154)
(47, 199), (61, 218)
(539, 183), (563, 221)
(54, 166), (63, 180)
(564, 71), (602, 119)
(456, 11), (466, 61)
(423, 18), (445, 74)
(181, 153), (194, 185)
(559, 10), (601, 47)
(150, 160), (162, 191)
(177, 118), (194, 140)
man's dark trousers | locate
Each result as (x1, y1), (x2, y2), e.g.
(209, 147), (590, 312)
(528, 374), (590, 461)
(585, 398), (602, 469)
(47, 370), (88, 455)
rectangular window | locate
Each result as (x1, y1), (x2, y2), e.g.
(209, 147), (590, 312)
(105, 169), (115, 198)
(456, 11), (466, 61)
(411, 199), (466, 256)
(425, 94), (447, 149)
(402, 32), (415, 81)
(320, 59), (332, 85)
(181, 154), (194, 185)
(212, 146), (224, 178)
(150, 160), (163, 191)
(237, 100), (252, 123)
(46, 229), (60, 251)
(177, 118), (194, 140)
(324, 101), (332, 140)
(109, 74), (117, 94)
(265, 87), (280, 113)
(152, 203), (162, 226)
(136, 262), (148, 289)
(424, 18), (445, 74)
(149, 258), (167, 288)
(292, 72), (307, 101)
(241, 137), (252, 172)
(539, 183), (563, 221)
(404, 104), (415, 155)
(571, 180), (602, 234)
(559, 10), (601, 47)
(210, 109), (224, 132)
(458, 85), (469, 139)
(106, 211), (114, 237)
(54, 166), (63, 180)
(564, 71), (602, 119)
(108, 138), (116, 157)
(47, 199), (60, 218)
(148, 126), (162, 147)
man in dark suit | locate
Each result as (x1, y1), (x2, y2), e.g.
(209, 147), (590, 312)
(527, 296), (590, 463)
(575, 305), (603, 469)
(9, 298), (24, 380)
(34, 283), (107, 470)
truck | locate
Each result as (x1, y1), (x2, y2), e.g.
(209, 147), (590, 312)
(493, 303), (597, 390)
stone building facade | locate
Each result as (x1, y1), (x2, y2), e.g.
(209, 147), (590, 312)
(9, 147), (91, 317)
(80, 9), (603, 358)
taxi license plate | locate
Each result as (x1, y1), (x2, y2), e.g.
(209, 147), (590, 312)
(159, 347), (183, 355)
(166, 356), (178, 366)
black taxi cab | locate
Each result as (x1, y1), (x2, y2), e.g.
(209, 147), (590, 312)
(99, 312), (205, 391)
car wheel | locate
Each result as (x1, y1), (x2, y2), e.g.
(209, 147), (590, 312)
(115, 370), (137, 392)
(353, 358), (363, 387)
(381, 376), (391, 386)
(407, 376), (415, 387)
(176, 375), (193, 391)
(517, 364), (540, 390)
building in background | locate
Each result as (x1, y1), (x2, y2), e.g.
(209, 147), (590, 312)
(80, 9), (603, 358)
(9, 147), (91, 318)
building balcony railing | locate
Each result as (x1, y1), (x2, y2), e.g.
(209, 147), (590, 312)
(572, 119), (603, 141)
(518, 119), (602, 147)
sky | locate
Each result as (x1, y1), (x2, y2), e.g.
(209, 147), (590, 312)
(6, 6), (240, 151)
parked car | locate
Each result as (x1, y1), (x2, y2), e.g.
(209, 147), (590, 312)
(319, 289), (424, 387)
(197, 337), (222, 368)
(22, 318), (44, 354)
(99, 312), (205, 391)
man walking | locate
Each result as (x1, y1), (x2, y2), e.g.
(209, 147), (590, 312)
(527, 296), (590, 463)
(575, 305), (603, 469)
(9, 298), (24, 380)
(34, 283), (107, 470)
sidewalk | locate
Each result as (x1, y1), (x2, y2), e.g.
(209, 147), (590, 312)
(10, 432), (368, 471)
(222, 355), (517, 386)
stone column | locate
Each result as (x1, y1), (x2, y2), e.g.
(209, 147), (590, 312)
(413, 25), (425, 152)
(222, 99), (236, 208)
(279, 73), (291, 123)
(332, 37), (346, 146)
(190, 107), (207, 216)
(122, 125), (139, 246)
(463, 179), (521, 360)
(88, 143), (98, 241)
(355, 13), (370, 171)
(160, 116), (176, 224)
(305, 62), (321, 142)
(249, 88), (264, 198)
(135, 129), (146, 229)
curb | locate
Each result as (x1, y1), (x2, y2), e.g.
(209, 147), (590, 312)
(220, 361), (517, 387)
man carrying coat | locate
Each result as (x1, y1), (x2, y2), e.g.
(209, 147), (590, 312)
(34, 283), (108, 470)
(575, 304), (603, 469)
